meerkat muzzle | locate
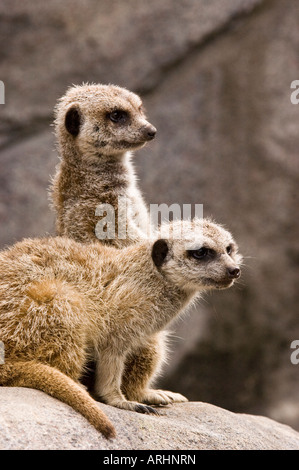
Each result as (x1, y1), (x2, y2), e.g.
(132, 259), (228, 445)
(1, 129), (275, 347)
(226, 267), (241, 279)
(140, 124), (157, 141)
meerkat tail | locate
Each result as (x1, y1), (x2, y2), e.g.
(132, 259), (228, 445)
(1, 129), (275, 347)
(0, 361), (116, 439)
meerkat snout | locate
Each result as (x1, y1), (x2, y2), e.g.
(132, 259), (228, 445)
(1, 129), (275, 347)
(226, 266), (241, 279)
(140, 123), (157, 141)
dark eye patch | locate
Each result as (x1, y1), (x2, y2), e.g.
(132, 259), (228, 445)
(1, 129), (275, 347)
(107, 110), (129, 123)
(187, 247), (215, 260)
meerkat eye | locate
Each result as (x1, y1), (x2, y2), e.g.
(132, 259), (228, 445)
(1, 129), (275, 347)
(108, 110), (129, 123)
(188, 247), (215, 260)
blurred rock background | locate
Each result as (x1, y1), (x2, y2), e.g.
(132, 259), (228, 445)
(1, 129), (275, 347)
(1, 0), (299, 430)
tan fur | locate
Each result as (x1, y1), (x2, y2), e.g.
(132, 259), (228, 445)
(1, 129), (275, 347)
(49, 83), (164, 403)
(0, 218), (242, 438)
(50, 83), (156, 246)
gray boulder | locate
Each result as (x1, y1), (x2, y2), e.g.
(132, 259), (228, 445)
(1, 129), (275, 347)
(0, 387), (299, 450)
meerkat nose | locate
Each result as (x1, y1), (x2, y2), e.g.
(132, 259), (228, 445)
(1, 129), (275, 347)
(226, 267), (241, 279)
(142, 125), (157, 140)
(147, 126), (157, 138)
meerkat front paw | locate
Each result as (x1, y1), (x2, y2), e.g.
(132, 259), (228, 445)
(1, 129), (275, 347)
(106, 398), (159, 415)
(139, 389), (188, 406)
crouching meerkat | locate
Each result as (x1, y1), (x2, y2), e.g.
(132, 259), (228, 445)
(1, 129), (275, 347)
(0, 218), (242, 438)
(50, 83), (157, 246)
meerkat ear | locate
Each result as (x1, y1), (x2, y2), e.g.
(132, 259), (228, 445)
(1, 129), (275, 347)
(65, 105), (81, 136)
(152, 239), (169, 268)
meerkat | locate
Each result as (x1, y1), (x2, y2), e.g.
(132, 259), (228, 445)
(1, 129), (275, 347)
(50, 83), (157, 246)
(50, 83), (160, 395)
(0, 218), (242, 438)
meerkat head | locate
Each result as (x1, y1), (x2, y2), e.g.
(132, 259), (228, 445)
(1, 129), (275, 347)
(151, 218), (242, 293)
(54, 83), (157, 162)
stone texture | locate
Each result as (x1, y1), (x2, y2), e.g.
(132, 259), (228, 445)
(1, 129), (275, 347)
(139, 0), (299, 429)
(0, 0), (262, 145)
(0, 0), (299, 436)
(0, 131), (56, 246)
(0, 387), (299, 450)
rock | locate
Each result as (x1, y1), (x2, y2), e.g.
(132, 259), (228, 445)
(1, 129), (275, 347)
(0, 0), (262, 145)
(0, 387), (298, 450)
(138, 0), (299, 429)
(0, 131), (56, 247)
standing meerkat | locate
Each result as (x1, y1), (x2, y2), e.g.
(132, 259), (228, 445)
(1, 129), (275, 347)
(0, 218), (242, 438)
(50, 83), (157, 246)
(50, 83), (160, 395)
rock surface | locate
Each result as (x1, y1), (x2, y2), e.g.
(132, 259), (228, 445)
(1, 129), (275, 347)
(0, 387), (298, 450)
(0, 0), (262, 145)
